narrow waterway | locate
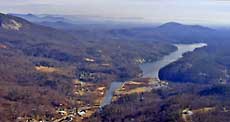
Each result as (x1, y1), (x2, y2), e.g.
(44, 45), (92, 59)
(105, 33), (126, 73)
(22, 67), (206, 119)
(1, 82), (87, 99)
(100, 82), (124, 107)
(140, 43), (207, 79)
(101, 43), (207, 107)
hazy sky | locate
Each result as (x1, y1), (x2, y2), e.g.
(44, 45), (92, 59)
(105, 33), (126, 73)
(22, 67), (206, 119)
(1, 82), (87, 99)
(1, 0), (230, 25)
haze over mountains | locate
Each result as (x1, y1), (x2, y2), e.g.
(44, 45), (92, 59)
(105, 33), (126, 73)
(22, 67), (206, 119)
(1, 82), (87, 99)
(2, 12), (230, 122)
(10, 13), (154, 30)
(13, 13), (230, 46)
(10, 13), (230, 43)
(0, 13), (176, 121)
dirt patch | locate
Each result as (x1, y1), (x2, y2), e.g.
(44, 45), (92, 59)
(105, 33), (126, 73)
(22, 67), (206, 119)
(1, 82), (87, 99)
(35, 66), (60, 73)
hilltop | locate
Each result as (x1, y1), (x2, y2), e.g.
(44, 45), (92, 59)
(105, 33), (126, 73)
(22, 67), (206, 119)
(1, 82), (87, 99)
(0, 13), (176, 121)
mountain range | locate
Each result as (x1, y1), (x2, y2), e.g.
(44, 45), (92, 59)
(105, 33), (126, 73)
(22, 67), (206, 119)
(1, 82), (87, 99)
(0, 13), (178, 121)
(2, 12), (230, 122)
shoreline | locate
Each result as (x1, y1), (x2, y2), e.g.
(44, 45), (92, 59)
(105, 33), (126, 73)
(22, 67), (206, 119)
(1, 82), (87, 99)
(100, 43), (207, 107)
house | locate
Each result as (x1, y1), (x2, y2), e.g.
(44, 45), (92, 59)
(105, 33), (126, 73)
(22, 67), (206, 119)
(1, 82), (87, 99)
(182, 108), (193, 116)
(57, 110), (68, 116)
(77, 110), (86, 116)
(57, 108), (68, 116)
(84, 58), (95, 62)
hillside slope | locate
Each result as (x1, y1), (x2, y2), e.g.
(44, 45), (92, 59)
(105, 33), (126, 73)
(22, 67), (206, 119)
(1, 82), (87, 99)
(0, 13), (176, 121)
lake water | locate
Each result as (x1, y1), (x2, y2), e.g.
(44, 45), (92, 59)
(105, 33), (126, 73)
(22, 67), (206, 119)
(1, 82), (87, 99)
(140, 43), (207, 79)
(101, 43), (207, 107)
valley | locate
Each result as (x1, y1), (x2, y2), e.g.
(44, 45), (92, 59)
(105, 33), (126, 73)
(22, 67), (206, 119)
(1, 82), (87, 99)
(0, 13), (176, 121)
(1, 11), (230, 122)
(101, 43), (206, 107)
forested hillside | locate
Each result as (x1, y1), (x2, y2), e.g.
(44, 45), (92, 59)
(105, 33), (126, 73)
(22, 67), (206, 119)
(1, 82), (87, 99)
(87, 83), (230, 122)
(0, 13), (175, 121)
(159, 40), (230, 84)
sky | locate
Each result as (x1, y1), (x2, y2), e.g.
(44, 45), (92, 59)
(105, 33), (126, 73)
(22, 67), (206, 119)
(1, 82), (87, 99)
(1, 0), (230, 25)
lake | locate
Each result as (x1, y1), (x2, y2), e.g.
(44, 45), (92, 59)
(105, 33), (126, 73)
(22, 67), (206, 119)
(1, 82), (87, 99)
(101, 43), (207, 107)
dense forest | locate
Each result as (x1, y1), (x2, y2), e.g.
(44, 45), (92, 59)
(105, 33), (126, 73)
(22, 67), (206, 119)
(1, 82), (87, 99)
(0, 13), (176, 121)
(87, 83), (230, 122)
(85, 18), (230, 122)
(159, 40), (230, 84)
(2, 12), (230, 122)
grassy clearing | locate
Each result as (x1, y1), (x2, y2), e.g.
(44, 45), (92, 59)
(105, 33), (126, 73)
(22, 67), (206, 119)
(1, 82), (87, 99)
(35, 66), (59, 73)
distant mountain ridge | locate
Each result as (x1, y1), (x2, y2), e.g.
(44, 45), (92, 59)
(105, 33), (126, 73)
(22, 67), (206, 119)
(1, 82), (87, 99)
(8, 13), (78, 30)
(154, 22), (218, 43)
(9, 13), (68, 22)
(7, 13), (230, 44)
(2, 13), (230, 122)
(10, 13), (159, 30)
(109, 21), (223, 43)
(157, 22), (214, 31)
